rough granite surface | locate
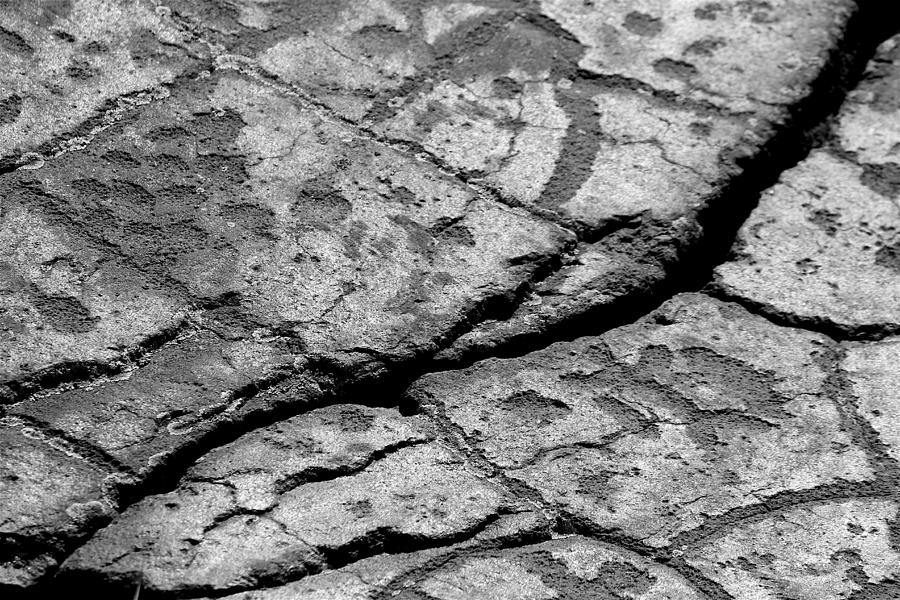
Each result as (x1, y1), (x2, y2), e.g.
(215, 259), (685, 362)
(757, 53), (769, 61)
(1, 1), (899, 599)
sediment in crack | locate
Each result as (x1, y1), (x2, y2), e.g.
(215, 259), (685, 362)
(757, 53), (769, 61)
(0, 314), (195, 405)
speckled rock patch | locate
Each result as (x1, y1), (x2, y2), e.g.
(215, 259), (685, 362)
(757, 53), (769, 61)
(1, 2), (899, 599)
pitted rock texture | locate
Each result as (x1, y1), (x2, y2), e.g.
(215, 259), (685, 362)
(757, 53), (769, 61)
(714, 34), (900, 338)
(58, 405), (524, 596)
(411, 293), (875, 547)
(1, 1), (900, 599)
(0, 0), (197, 165)
(0, 69), (570, 394)
(684, 499), (900, 600)
(154, 0), (872, 365)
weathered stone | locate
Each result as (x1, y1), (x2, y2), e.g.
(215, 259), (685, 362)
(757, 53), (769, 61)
(0, 67), (568, 588)
(0, 199), (186, 395)
(195, 552), (436, 600)
(135, 0), (873, 369)
(421, 0), (864, 362)
(2, 2), (899, 597)
(192, 509), (553, 600)
(844, 338), (900, 462)
(836, 35), (900, 169)
(714, 151), (900, 336)
(714, 34), (900, 336)
(9, 330), (296, 470)
(437, 219), (701, 363)
(0, 69), (570, 397)
(411, 293), (874, 547)
(59, 408), (516, 596)
(404, 536), (705, 600)
(539, 0), (855, 114)
(685, 499), (900, 600)
(197, 535), (705, 600)
(0, 0), (197, 163)
(0, 420), (119, 587)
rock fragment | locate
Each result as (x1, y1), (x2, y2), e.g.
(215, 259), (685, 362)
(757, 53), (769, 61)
(0, 0), (198, 163)
(685, 499), (900, 600)
(714, 34), (900, 337)
(59, 406), (519, 596)
(0, 67), (569, 590)
(0, 421), (119, 587)
(411, 293), (874, 547)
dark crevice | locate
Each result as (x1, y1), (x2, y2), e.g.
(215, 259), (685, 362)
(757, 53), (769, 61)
(427, 0), (900, 369)
(664, 481), (900, 552)
(706, 280), (900, 342)
(4, 1), (900, 598)
(0, 316), (196, 405)
(268, 436), (432, 495)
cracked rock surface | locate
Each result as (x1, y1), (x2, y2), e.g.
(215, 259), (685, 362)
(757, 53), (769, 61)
(1, 1), (899, 598)
(713, 35), (900, 339)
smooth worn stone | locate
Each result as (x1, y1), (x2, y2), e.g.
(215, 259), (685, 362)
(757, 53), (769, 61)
(59, 407), (512, 596)
(844, 338), (900, 462)
(0, 421), (119, 588)
(411, 293), (874, 548)
(0, 0), (197, 163)
(713, 151), (900, 337)
(684, 499), (900, 600)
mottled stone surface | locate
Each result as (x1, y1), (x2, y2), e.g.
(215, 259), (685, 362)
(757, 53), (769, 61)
(0, 420), (118, 586)
(0, 64), (569, 590)
(408, 536), (706, 600)
(198, 536), (705, 600)
(0, 0), (197, 163)
(59, 406), (516, 596)
(685, 499), (900, 600)
(156, 0), (868, 366)
(714, 34), (900, 337)
(411, 294), (874, 547)
(540, 0), (854, 114)
(2, 1), (899, 598)
(0, 70), (569, 393)
(845, 338), (900, 461)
